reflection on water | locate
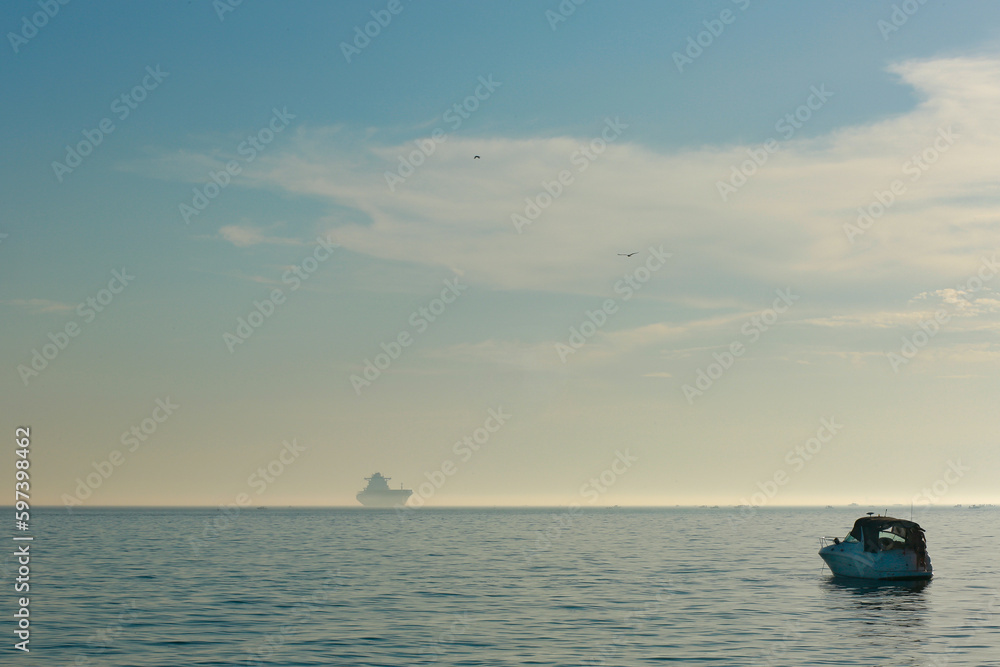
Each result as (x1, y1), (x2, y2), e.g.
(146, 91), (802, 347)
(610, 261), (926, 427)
(822, 576), (931, 618)
(823, 576), (932, 596)
(820, 575), (934, 664)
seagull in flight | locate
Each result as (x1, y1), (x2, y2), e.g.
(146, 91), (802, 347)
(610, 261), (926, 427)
(618, 252), (638, 257)
(474, 155), (480, 160)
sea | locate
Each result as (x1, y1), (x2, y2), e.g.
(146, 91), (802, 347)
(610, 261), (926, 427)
(8, 506), (999, 666)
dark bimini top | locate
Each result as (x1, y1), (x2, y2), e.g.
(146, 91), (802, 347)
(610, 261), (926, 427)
(849, 516), (926, 553)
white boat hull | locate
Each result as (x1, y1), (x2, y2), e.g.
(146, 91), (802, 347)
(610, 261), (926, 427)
(819, 543), (932, 580)
(356, 489), (412, 507)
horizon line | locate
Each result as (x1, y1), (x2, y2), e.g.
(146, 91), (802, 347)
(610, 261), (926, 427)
(11, 503), (998, 510)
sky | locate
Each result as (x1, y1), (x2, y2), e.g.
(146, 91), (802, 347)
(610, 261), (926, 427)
(2, 0), (1000, 509)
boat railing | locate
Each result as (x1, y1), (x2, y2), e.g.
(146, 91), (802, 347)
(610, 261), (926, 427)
(818, 536), (841, 548)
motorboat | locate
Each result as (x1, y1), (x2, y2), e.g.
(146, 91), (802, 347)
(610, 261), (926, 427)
(818, 514), (932, 580)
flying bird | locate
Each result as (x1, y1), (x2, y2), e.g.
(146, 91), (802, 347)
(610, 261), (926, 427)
(474, 155), (480, 159)
(618, 252), (638, 257)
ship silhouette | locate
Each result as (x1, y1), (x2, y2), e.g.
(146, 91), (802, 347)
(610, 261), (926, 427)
(356, 472), (412, 508)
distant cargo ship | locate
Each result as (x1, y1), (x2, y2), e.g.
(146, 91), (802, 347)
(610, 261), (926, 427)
(356, 472), (412, 508)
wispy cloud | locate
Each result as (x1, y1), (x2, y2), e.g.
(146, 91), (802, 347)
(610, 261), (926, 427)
(800, 288), (1000, 330)
(912, 288), (1000, 316)
(186, 266), (281, 286)
(207, 56), (1000, 305)
(219, 224), (303, 247)
(4, 298), (76, 313)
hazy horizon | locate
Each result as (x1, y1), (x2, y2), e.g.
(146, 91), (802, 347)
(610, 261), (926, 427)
(18, 502), (998, 509)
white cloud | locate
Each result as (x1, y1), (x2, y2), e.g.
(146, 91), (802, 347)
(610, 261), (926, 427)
(222, 57), (1000, 309)
(912, 287), (1000, 316)
(218, 224), (302, 247)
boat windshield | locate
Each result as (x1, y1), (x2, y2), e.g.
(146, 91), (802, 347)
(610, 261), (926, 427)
(878, 529), (908, 550)
(843, 533), (859, 543)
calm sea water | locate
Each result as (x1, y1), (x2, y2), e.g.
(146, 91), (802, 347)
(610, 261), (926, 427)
(7, 507), (999, 666)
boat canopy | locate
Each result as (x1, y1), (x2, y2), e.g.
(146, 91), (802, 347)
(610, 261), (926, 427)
(848, 516), (927, 553)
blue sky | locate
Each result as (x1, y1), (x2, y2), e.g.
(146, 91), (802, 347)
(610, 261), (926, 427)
(3, 0), (1000, 508)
